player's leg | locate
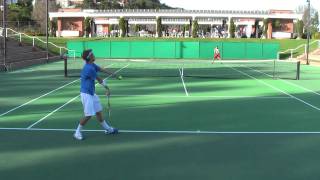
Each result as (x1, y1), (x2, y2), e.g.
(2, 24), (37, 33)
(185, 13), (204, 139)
(93, 94), (118, 134)
(74, 116), (91, 140)
(212, 54), (217, 63)
(74, 93), (95, 140)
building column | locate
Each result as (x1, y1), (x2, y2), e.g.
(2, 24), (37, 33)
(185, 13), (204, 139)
(126, 20), (129, 37)
(267, 20), (272, 39)
(57, 18), (62, 37)
(190, 16), (196, 37)
(156, 16), (159, 37)
(228, 17), (231, 38)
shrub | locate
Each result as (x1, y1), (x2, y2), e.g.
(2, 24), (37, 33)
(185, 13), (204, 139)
(119, 17), (126, 37)
(312, 32), (320, 39)
(229, 19), (236, 38)
(192, 20), (199, 38)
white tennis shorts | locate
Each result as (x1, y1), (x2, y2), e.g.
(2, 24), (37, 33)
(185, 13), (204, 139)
(80, 93), (103, 117)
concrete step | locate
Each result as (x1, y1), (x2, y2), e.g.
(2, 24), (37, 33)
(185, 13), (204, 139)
(311, 48), (320, 55)
(297, 49), (320, 60)
(309, 55), (320, 61)
(2, 46), (44, 53)
(1, 51), (48, 63)
(0, 36), (59, 71)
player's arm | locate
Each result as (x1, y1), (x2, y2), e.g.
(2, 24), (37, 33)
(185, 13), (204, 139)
(96, 76), (103, 84)
(98, 66), (122, 80)
(97, 77), (111, 95)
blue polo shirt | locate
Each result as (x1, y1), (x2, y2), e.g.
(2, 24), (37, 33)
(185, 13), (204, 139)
(80, 63), (100, 95)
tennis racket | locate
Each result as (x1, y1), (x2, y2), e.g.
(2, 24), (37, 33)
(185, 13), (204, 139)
(106, 94), (111, 121)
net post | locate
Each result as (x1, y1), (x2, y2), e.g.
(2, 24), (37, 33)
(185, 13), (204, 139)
(296, 61), (300, 80)
(273, 59), (276, 79)
(63, 54), (68, 77)
(73, 51), (76, 61)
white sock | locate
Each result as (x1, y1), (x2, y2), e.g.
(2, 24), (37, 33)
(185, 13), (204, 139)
(101, 120), (113, 131)
(76, 124), (83, 134)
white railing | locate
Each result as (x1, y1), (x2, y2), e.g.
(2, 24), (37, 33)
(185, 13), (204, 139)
(277, 40), (320, 60)
(2, 27), (76, 60)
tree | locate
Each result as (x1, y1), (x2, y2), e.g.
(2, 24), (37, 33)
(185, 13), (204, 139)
(297, 20), (304, 39)
(229, 19), (235, 38)
(32, 0), (59, 35)
(7, 0), (33, 31)
(133, 24), (140, 32)
(119, 17), (126, 37)
(311, 11), (319, 34)
(97, 0), (121, 9)
(272, 19), (281, 30)
(83, 0), (93, 9)
(296, 5), (317, 31)
(49, 18), (57, 36)
(254, 20), (260, 38)
(84, 17), (92, 37)
(192, 20), (199, 38)
(156, 17), (162, 37)
(141, 0), (146, 9)
(127, 0), (171, 9)
(109, 24), (114, 32)
(263, 19), (269, 38)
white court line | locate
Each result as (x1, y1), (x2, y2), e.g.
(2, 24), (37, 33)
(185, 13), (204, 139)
(246, 66), (320, 97)
(0, 78), (79, 117)
(0, 64), (114, 118)
(2, 127), (320, 134)
(179, 68), (189, 96)
(26, 64), (130, 129)
(27, 96), (79, 129)
(227, 65), (320, 112)
(97, 94), (291, 99)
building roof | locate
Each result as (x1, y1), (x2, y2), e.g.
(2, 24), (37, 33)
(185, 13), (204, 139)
(49, 8), (303, 20)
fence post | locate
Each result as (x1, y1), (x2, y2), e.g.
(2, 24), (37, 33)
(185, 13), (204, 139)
(305, 44), (307, 56)
(59, 47), (62, 56)
(290, 49), (293, 59)
(19, 33), (22, 42)
(32, 38), (35, 47)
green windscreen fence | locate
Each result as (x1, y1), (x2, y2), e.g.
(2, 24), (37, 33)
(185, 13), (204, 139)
(154, 42), (177, 59)
(199, 42), (223, 59)
(67, 41), (279, 60)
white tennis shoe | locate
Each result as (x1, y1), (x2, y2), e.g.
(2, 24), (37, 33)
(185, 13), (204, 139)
(73, 132), (84, 140)
(105, 127), (119, 135)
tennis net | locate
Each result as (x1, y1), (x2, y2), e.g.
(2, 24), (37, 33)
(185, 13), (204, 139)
(64, 59), (301, 80)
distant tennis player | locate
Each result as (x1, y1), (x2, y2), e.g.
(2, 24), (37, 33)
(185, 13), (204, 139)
(212, 46), (221, 63)
(73, 49), (121, 140)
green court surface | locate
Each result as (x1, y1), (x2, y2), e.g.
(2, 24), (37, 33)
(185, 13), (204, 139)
(1, 59), (320, 180)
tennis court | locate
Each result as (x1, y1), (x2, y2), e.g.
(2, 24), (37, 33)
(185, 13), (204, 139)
(1, 58), (320, 180)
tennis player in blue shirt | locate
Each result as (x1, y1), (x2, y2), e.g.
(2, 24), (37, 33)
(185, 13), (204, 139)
(74, 49), (121, 140)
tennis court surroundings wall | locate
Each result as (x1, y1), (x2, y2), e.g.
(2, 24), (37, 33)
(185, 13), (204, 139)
(67, 41), (279, 60)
